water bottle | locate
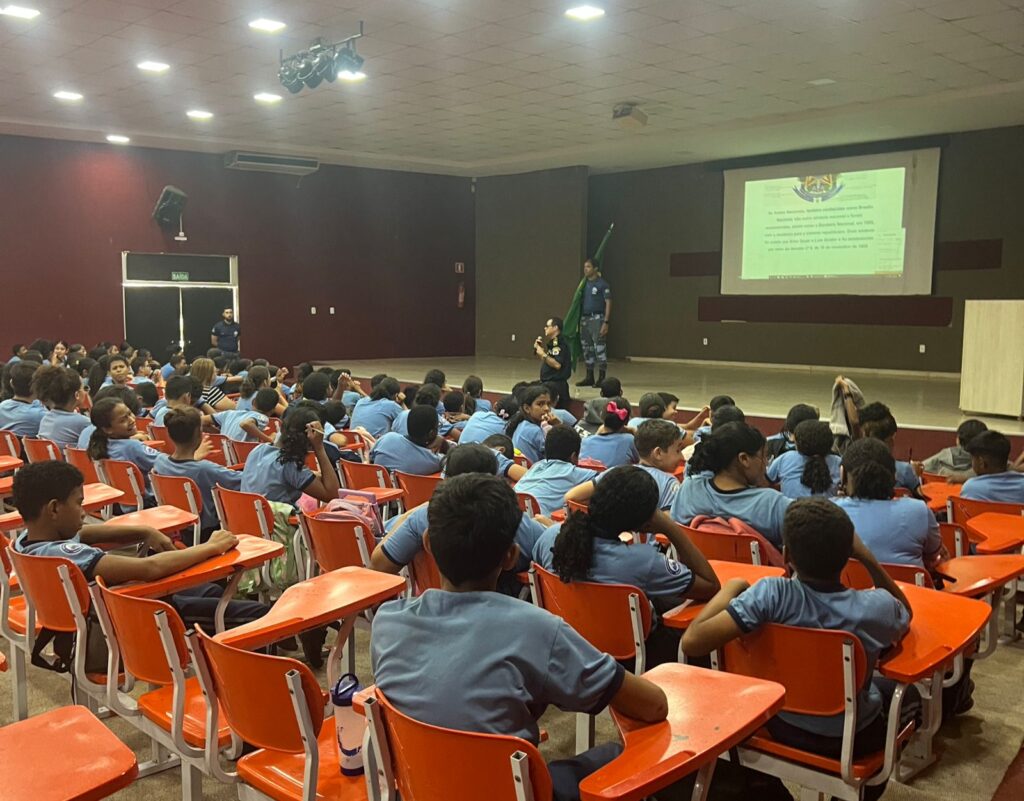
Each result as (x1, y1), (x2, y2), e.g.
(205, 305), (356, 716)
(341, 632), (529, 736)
(331, 673), (366, 776)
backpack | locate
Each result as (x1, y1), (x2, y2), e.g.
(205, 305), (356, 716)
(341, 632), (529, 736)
(317, 489), (385, 540)
(688, 514), (786, 568)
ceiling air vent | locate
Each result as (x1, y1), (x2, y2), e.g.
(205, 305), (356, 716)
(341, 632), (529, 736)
(224, 151), (320, 176)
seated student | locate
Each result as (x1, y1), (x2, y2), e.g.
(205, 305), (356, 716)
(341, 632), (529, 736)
(767, 419), (841, 499)
(582, 377), (623, 433)
(481, 433), (528, 482)
(160, 351), (186, 381)
(422, 368), (451, 414)
(330, 368), (367, 412)
(858, 402), (921, 497)
(235, 366), (288, 416)
(371, 472), (669, 801)
(34, 366), (91, 449)
(153, 407), (243, 543)
(151, 375), (201, 426)
(130, 356), (156, 385)
(682, 403), (745, 465)
(506, 384), (557, 464)
(514, 427), (598, 516)
(441, 390), (470, 436)
(88, 354), (132, 396)
(960, 430), (1024, 503)
(579, 398), (639, 468)
(834, 438), (943, 569)
(626, 392), (666, 431)
(370, 444), (541, 585)
(351, 377), (405, 438)
(11, 461), (268, 631)
(134, 380), (159, 414)
(460, 394), (519, 445)
(213, 388), (278, 443)
(534, 466), (720, 665)
(391, 384), (450, 437)
(299, 371), (331, 406)
(71, 357), (97, 392)
(915, 418), (988, 483)
(76, 385), (147, 448)
(461, 375), (490, 413)
(190, 357), (235, 412)
(682, 499), (912, 801)
(692, 394), (736, 441)
(370, 406), (447, 476)
(0, 360), (46, 437)
(544, 382), (577, 426)
(765, 403), (819, 463)
(87, 397), (162, 506)
(671, 422), (791, 549)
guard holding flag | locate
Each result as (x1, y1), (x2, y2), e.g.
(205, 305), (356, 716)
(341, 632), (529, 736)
(534, 317), (571, 410)
(575, 258), (612, 387)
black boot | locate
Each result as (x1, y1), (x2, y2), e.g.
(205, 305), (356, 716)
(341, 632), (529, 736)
(576, 369), (595, 387)
(597, 368), (606, 386)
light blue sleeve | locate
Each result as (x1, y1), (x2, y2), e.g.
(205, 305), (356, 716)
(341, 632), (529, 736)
(766, 455), (782, 483)
(131, 440), (161, 472)
(727, 578), (786, 633)
(380, 506), (429, 566)
(283, 460), (316, 491)
(211, 462), (243, 491)
(540, 620), (625, 715)
(641, 551), (694, 598)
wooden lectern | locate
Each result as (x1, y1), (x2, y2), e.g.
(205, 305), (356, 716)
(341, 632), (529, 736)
(960, 300), (1024, 419)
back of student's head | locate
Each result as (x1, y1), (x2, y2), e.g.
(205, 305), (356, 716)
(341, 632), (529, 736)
(423, 369), (446, 388)
(28, 338), (53, 360)
(545, 425), (581, 462)
(427, 474), (521, 586)
(7, 360), (40, 397)
(229, 359), (251, 376)
(31, 365), (80, 407)
(602, 397), (631, 432)
(444, 443), (499, 477)
(135, 381), (158, 408)
(966, 430), (1011, 468)
(254, 388), (280, 415)
(494, 395), (519, 422)
(711, 404), (745, 430)
(542, 381), (562, 408)
(957, 419), (988, 448)
(240, 365), (271, 398)
(510, 381), (530, 401)
(12, 461), (85, 521)
(130, 356), (148, 375)
(278, 406), (320, 466)
(709, 394), (735, 412)
(413, 384), (442, 409)
(859, 402), (897, 441)
(794, 420), (835, 494)
(785, 403), (819, 433)
(657, 392), (679, 409)
(482, 433), (514, 456)
(442, 391), (465, 415)
(370, 376), (401, 401)
(407, 405), (439, 445)
(841, 437), (896, 500)
(783, 498), (854, 581)
(190, 357), (216, 387)
(302, 371), (330, 402)
(322, 401), (346, 426)
(552, 466), (659, 582)
(462, 375), (483, 398)
(164, 406), (202, 446)
(636, 419), (682, 457)
(689, 422), (765, 475)
(73, 357), (97, 382)
(637, 392), (666, 420)
(94, 384), (142, 415)
(369, 373), (387, 389)
(599, 377), (622, 398)
(164, 375), (193, 403)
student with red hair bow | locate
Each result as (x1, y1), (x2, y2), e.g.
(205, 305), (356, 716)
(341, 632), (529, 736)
(579, 397), (639, 468)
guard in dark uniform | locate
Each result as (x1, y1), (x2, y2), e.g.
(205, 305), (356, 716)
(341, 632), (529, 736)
(534, 316), (571, 410)
(576, 258), (612, 387)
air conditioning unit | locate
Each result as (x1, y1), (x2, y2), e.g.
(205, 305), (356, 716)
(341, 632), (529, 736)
(224, 151), (320, 176)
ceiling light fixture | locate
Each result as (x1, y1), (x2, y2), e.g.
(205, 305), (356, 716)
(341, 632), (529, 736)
(278, 21), (366, 94)
(565, 5), (605, 21)
(137, 60), (170, 73)
(249, 18), (285, 33)
(53, 90), (83, 101)
(0, 5), (40, 19)
(253, 92), (282, 103)
(106, 134), (130, 144)
(186, 109), (213, 120)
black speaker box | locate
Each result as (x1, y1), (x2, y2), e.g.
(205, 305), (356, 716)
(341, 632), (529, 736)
(152, 185), (188, 228)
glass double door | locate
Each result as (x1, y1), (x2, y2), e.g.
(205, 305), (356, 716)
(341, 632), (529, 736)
(124, 286), (235, 361)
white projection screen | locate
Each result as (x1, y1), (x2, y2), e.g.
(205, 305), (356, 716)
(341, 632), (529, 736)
(721, 148), (940, 296)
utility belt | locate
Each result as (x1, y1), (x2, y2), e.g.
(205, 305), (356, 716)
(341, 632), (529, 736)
(581, 313), (604, 319)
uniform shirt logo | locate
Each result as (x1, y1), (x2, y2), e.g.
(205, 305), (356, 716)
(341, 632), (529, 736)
(60, 542), (85, 555)
(666, 559), (683, 575)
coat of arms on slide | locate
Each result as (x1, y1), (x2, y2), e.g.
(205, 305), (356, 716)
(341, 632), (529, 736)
(793, 174), (844, 202)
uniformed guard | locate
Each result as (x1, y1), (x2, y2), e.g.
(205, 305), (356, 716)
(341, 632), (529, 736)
(576, 258), (612, 387)
(534, 316), (571, 410)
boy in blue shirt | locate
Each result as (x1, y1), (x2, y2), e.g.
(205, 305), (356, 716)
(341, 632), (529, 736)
(0, 361), (46, 437)
(513, 427), (598, 516)
(682, 498), (913, 801)
(370, 472), (668, 801)
(370, 405), (447, 476)
(212, 389), (278, 443)
(961, 430), (1024, 504)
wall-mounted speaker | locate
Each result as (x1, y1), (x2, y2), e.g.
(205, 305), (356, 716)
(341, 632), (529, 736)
(152, 185), (188, 228)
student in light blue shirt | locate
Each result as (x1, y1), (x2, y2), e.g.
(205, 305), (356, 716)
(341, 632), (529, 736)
(765, 403), (819, 463)
(33, 365), (90, 450)
(86, 397), (162, 506)
(507, 385), (553, 464)
(672, 422), (791, 548)
(459, 395), (518, 445)
(160, 353), (186, 381)
(858, 402), (922, 497)
(371, 406), (446, 476)
(767, 420), (841, 499)
(542, 381), (577, 427)
(833, 438), (943, 569)
(579, 397), (639, 468)
(390, 385), (453, 438)
(682, 498), (913, 801)
(513, 427), (598, 516)
(371, 472), (669, 800)
(461, 375), (491, 414)
(0, 361), (46, 437)
(350, 377), (405, 438)
(213, 388), (278, 443)
(960, 429), (1024, 504)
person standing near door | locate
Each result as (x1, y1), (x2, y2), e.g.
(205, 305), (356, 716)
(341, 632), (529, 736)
(576, 259), (612, 388)
(211, 308), (240, 359)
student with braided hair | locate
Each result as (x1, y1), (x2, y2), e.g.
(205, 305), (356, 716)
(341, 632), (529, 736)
(767, 419), (841, 498)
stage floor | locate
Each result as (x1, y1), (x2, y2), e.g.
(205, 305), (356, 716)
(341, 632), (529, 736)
(322, 356), (1024, 435)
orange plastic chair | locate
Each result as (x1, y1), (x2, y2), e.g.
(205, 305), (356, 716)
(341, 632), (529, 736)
(921, 471), (947, 485)
(336, 429), (370, 458)
(364, 689), (553, 801)
(229, 438), (261, 465)
(718, 623), (914, 794)
(948, 496), (1024, 554)
(213, 485), (275, 538)
(97, 459), (200, 538)
(394, 471), (443, 509)
(340, 460), (406, 508)
(408, 547), (443, 596)
(189, 627), (368, 801)
(0, 429), (21, 463)
(684, 525), (764, 566)
(513, 453), (532, 469)
(939, 522), (966, 557)
(202, 432), (234, 466)
(22, 437), (63, 463)
(300, 511), (375, 572)
(66, 446), (102, 484)
(840, 558), (934, 590)
(150, 472), (203, 544)
(135, 415), (153, 433)
(517, 492), (542, 517)
(264, 417), (281, 437)
(145, 424), (174, 455)
(0, 533), (39, 720)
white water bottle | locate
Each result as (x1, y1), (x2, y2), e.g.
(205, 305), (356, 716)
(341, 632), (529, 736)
(331, 673), (366, 776)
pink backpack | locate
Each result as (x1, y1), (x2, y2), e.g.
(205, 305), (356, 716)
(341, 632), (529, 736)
(688, 514), (786, 568)
(313, 489), (385, 540)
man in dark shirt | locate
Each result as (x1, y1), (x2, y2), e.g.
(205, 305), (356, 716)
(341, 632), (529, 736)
(576, 259), (612, 387)
(535, 317), (571, 410)
(210, 308), (241, 358)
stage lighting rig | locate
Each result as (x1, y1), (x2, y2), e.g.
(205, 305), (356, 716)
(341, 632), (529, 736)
(278, 21), (365, 93)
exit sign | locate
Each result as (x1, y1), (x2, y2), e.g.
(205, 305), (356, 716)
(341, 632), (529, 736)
(171, 271), (190, 281)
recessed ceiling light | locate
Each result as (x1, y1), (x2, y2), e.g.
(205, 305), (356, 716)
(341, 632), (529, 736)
(249, 18), (285, 33)
(0, 5), (40, 19)
(807, 78), (836, 86)
(337, 70), (366, 82)
(137, 60), (170, 73)
(106, 134), (130, 144)
(53, 90), (83, 102)
(565, 5), (605, 21)
(253, 92), (282, 104)
(186, 109), (213, 120)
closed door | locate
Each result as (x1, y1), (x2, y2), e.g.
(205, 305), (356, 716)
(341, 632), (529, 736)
(123, 287), (182, 358)
(181, 288), (235, 360)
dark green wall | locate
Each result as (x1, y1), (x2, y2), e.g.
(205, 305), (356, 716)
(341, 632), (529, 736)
(586, 125), (1024, 372)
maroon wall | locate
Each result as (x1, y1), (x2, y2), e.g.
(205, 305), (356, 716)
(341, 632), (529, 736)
(0, 135), (475, 366)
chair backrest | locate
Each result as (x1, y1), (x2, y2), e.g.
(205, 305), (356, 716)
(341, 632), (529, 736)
(301, 511), (374, 571)
(395, 471), (443, 509)
(95, 579), (188, 685)
(213, 485), (274, 538)
(343, 459), (396, 490)
(193, 626), (323, 753)
(99, 459), (147, 508)
(939, 522), (964, 557)
(839, 559), (873, 590)
(516, 492), (542, 517)
(921, 471), (947, 485)
(147, 425), (174, 454)
(151, 472), (203, 516)
(893, 487), (912, 498)
(229, 438), (261, 465)
(370, 690), (552, 801)
(720, 623), (867, 716)
(513, 453), (531, 469)
(23, 437), (64, 463)
(135, 416), (153, 433)
(202, 432), (232, 466)
(264, 417), (281, 436)
(407, 542), (443, 596)
(683, 525), (762, 566)
(948, 495), (1024, 525)
(530, 563), (652, 661)
(7, 548), (90, 632)
(881, 562), (934, 588)
(66, 446), (101, 484)
(0, 430), (19, 459)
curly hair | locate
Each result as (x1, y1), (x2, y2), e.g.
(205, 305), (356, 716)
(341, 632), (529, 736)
(794, 420), (835, 495)
(31, 365), (81, 407)
(688, 422), (764, 475)
(277, 407), (320, 467)
(841, 437), (896, 500)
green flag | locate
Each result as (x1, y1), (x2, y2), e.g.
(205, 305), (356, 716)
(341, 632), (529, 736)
(565, 223), (614, 372)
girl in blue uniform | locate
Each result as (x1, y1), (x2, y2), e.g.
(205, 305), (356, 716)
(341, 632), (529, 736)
(579, 398), (639, 468)
(34, 365), (91, 450)
(86, 397), (161, 506)
(767, 419), (841, 498)
(461, 375), (491, 413)
(459, 395), (518, 444)
(506, 384), (554, 464)
(351, 376), (405, 438)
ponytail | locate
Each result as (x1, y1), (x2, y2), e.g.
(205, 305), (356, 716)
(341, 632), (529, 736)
(551, 510), (597, 582)
(688, 422), (765, 475)
(506, 385), (549, 439)
(794, 420), (835, 495)
(87, 360), (108, 398)
(87, 397), (122, 461)
(602, 397), (631, 432)
(87, 427), (110, 461)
